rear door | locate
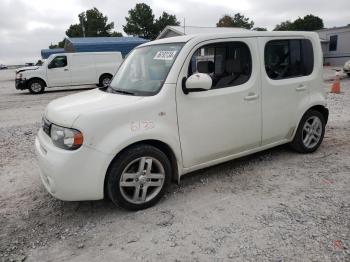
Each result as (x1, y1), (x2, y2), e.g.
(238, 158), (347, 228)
(70, 54), (96, 85)
(259, 37), (314, 145)
(176, 38), (262, 168)
(47, 55), (71, 86)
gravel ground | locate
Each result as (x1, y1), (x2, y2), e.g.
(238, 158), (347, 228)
(0, 69), (349, 262)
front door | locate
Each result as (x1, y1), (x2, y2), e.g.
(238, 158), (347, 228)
(176, 38), (262, 168)
(47, 55), (71, 86)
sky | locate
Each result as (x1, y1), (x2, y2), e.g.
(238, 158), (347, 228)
(0, 0), (349, 64)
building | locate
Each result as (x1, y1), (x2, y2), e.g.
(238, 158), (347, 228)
(157, 26), (247, 39)
(41, 37), (148, 59)
(317, 25), (350, 66)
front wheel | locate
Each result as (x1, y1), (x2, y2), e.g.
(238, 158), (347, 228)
(290, 110), (325, 153)
(28, 79), (45, 94)
(107, 145), (171, 210)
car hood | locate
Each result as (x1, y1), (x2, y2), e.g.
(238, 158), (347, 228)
(45, 89), (144, 127)
(16, 66), (39, 73)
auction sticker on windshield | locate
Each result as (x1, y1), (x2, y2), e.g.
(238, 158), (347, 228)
(154, 51), (177, 60)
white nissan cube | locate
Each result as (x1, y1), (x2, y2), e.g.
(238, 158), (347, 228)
(36, 31), (328, 210)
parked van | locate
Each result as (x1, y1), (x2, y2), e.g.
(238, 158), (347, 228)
(36, 32), (328, 210)
(16, 52), (122, 94)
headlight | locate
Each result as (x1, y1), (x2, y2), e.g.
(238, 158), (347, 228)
(16, 73), (22, 79)
(50, 124), (83, 150)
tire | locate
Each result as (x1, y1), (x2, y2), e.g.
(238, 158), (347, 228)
(28, 79), (45, 94)
(107, 144), (171, 210)
(290, 109), (325, 153)
(347, 73), (350, 77)
(99, 74), (112, 87)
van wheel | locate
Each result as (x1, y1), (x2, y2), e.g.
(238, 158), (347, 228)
(28, 79), (45, 94)
(107, 145), (171, 210)
(99, 74), (112, 87)
(290, 110), (325, 153)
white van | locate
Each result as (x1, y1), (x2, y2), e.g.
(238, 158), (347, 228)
(36, 31), (328, 210)
(15, 52), (122, 94)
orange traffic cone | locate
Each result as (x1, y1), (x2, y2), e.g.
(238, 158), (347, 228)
(331, 71), (341, 94)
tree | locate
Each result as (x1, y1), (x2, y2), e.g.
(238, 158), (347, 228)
(50, 7), (122, 49)
(253, 27), (267, 31)
(123, 3), (156, 39)
(154, 12), (180, 35)
(274, 15), (323, 31)
(216, 13), (254, 29)
(292, 15), (324, 31)
(274, 20), (294, 31)
(66, 8), (121, 37)
(123, 3), (179, 40)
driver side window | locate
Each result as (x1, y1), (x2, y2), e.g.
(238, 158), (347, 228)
(188, 41), (252, 89)
(49, 56), (67, 69)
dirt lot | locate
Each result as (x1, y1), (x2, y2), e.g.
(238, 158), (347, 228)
(0, 68), (349, 262)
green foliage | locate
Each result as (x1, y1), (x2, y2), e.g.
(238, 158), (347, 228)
(49, 39), (65, 49)
(253, 27), (267, 31)
(155, 12), (180, 35)
(50, 7), (122, 48)
(274, 15), (324, 31)
(123, 3), (180, 40)
(66, 7), (121, 37)
(216, 13), (254, 29)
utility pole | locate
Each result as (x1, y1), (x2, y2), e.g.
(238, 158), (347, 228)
(80, 16), (86, 37)
(183, 17), (186, 34)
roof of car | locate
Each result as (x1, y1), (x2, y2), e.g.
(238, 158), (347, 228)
(140, 31), (319, 47)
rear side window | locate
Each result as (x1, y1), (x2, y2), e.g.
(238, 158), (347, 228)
(264, 39), (314, 80)
(189, 42), (252, 89)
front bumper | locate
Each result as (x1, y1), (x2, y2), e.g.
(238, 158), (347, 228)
(35, 128), (111, 201)
(15, 79), (28, 90)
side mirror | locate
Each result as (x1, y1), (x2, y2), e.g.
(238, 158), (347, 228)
(182, 73), (212, 94)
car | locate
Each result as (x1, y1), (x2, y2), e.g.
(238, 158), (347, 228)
(15, 52), (123, 94)
(343, 60), (350, 76)
(0, 64), (8, 70)
(35, 31), (328, 210)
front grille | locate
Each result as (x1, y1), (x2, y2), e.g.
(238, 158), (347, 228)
(42, 118), (51, 136)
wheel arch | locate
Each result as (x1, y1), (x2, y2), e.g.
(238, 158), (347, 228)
(292, 104), (329, 140)
(27, 77), (47, 88)
(103, 139), (180, 198)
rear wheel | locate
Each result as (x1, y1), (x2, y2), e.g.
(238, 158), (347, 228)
(290, 110), (325, 153)
(107, 145), (171, 210)
(28, 79), (45, 94)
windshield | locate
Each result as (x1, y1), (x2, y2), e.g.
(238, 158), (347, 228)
(110, 43), (183, 96)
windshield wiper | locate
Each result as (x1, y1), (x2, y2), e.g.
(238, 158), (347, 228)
(109, 87), (135, 96)
(106, 86), (135, 96)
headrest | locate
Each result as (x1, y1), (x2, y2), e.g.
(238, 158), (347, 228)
(197, 61), (214, 74)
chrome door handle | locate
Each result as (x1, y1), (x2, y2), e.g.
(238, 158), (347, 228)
(244, 93), (259, 101)
(296, 84), (306, 91)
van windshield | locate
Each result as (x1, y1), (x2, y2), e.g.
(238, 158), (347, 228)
(110, 43), (183, 96)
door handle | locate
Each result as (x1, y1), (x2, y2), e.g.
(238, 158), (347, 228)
(244, 93), (259, 101)
(295, 84), (306, 91)
(64, 69), (69, 71)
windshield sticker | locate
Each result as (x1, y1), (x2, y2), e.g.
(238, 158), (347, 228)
(153, 51), (177, 60)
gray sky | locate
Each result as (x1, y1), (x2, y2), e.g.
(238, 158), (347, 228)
(1, 0), (349, 64)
